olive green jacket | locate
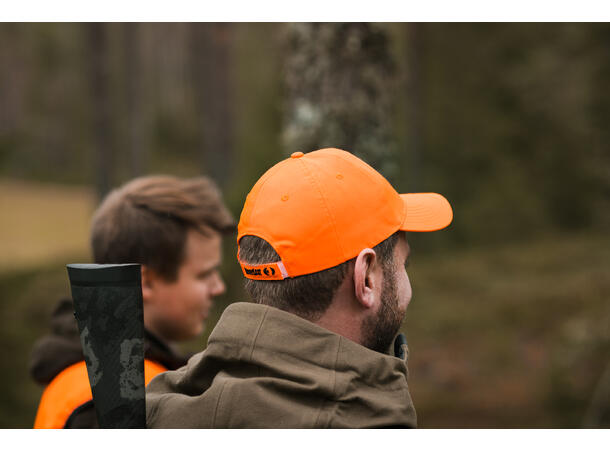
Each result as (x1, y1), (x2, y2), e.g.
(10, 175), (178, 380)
(146, 302), (417, 428)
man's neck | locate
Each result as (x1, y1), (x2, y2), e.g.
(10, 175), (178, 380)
(313, 291), (365, 347)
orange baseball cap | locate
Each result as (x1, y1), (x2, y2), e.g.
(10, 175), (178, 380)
(237, 148), (452, 280)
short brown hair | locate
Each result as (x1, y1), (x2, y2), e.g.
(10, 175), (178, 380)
(91, 175), (236, 281)
(239, 232), (400, 321)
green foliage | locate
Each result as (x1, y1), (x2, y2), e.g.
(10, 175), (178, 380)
(4, 232), (608, 427)
(404, 231), (610, 427)
(0, 259), (82, 427)
(1, 23), (608, 241)
(1, 22), (609, 428)
(404, 24), (610, 245)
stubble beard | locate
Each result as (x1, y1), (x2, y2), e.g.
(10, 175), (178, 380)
(361, 265), (405, 354)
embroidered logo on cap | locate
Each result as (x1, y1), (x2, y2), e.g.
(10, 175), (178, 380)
(240, 261), (288, 280)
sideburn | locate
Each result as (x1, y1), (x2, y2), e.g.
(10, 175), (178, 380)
(361, 264), (403, 354)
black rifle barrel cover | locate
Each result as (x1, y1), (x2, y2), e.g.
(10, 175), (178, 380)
(67, 263), (146, 428)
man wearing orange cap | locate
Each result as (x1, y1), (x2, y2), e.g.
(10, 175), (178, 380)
(146, 148), (452, 428)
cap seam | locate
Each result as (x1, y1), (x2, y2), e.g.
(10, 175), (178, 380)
(298, 158), (347, 260)
(241, 161), (286, 241)
(335, 150), (403, 249)
(401, 193), (408, 228)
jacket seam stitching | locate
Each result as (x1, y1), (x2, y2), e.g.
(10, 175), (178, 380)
(249, 307), (269, 361)
(242, 161), (284, 239)
(211, 378), (228, 428)
(147, 397), (159, 427)
(298, 158), (346, 259)
(313, 399), (326, 428)
(326, 336), (343, 428)
(332, 336), (341, 395)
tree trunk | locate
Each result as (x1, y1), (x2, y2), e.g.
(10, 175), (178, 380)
(405, 23), (424, 191)
(87, 23), (113, 201)
(282, 23), (398, 182)
(124, 23), (147, 177)
(189, 23), (235, 188)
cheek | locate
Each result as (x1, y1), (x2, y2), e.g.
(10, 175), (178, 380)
(188, 280), (214, 304)
(162, 280), (203, 313)
(400, 272), (412, 309)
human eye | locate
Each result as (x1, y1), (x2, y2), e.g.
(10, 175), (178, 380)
(197, 268), (216, 280)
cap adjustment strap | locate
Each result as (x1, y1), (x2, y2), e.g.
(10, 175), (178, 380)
(239, 260), (289, 280)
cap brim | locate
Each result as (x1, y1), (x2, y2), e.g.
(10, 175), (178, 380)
(399, 193), (453, 232)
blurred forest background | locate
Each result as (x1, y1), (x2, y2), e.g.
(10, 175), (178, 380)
(0, 23), (609, 428)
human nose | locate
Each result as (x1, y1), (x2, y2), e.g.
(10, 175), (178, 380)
(211, 272), (226, 296)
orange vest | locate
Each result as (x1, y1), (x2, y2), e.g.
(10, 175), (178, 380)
(33, 359), (166, 429)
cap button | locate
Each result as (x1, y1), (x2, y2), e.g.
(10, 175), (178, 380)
(291, 151), (304, 159)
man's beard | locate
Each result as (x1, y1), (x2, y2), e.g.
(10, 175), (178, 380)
(361, 265), (405, 354)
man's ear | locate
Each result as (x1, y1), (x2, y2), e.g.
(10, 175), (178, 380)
(141, 265), (156, 305)
(353, 248), (380, 309)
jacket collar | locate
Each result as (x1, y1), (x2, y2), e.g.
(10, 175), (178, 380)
(206, 302), (417, 427)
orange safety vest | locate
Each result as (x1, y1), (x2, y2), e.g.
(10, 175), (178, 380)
(33, 359), (166, 429)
